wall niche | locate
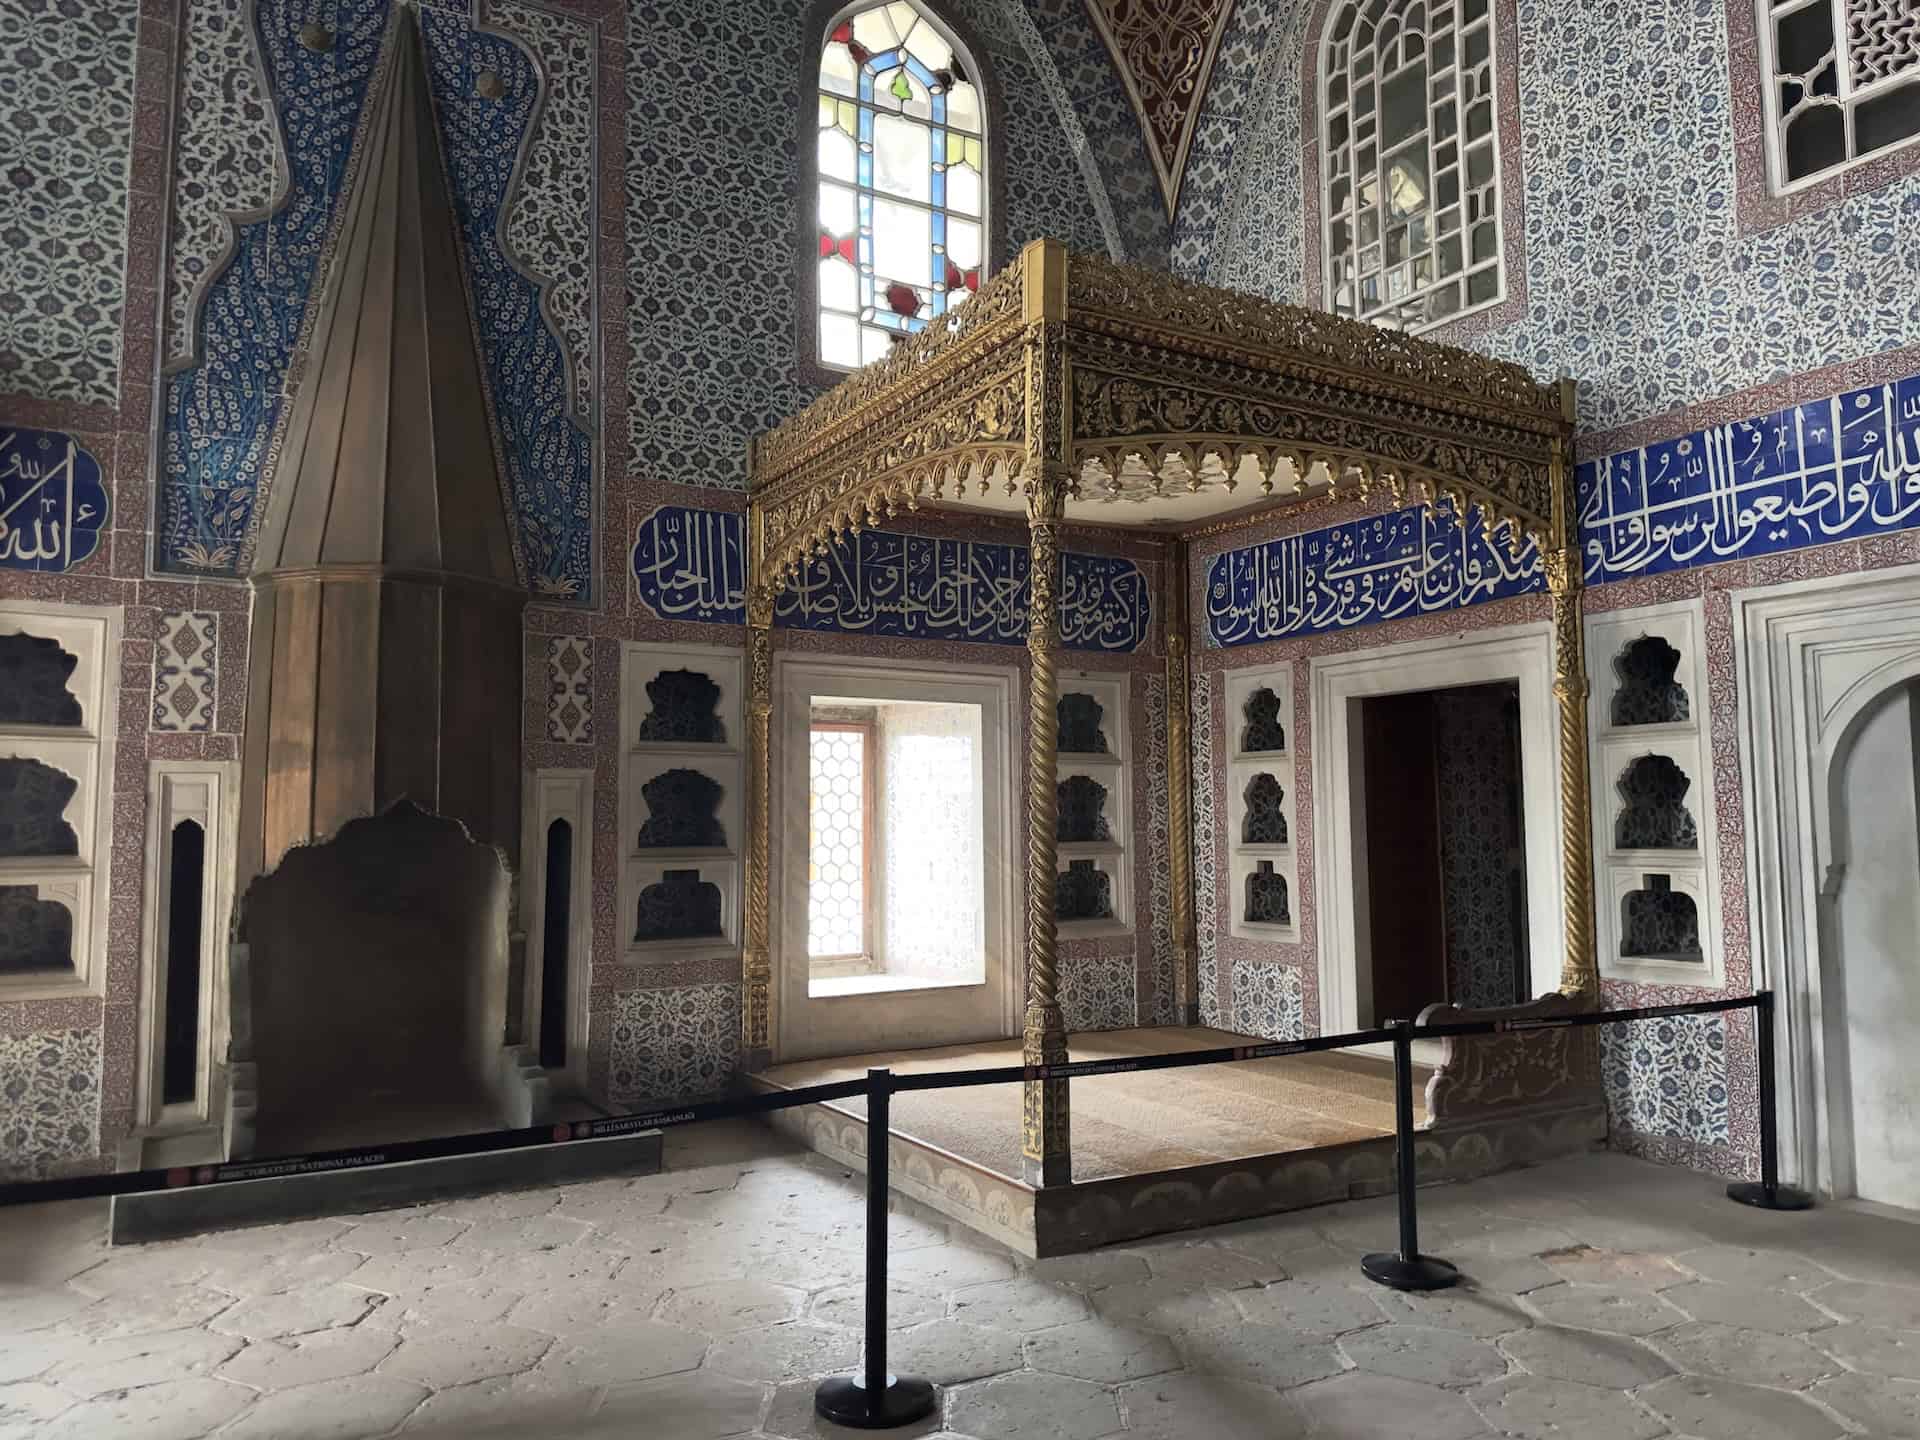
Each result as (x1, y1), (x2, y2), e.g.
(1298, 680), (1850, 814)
(1615, 754), (1699, 850)
(1056, 775), (1112, 843)
(1240, 686), (1287, 753)
(0, 758), (80, 858)
(635, 869), (724, 942)
(1241, 773), (1289, 845)
(636, 768), (726, 849)
(1056, 858), (1114, 922)
(1612, 635), (1690, 726)
(1621, 875), (1702, 961)
(1057, 692), (1109, 753)
(1244, 860), (1291, 927)
(0, 633), (83, 728)
(637, 668), (726, 744)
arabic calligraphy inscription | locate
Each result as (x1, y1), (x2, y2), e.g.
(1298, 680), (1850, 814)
(632, 505), (1152, 653)
(0, 426), (109, 575)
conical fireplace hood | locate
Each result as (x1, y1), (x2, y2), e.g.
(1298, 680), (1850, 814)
(238, 10), (526, 884)
(252, 10), (519, 584)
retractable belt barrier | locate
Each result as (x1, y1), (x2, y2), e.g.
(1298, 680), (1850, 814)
(0, 990), (1812, 1430)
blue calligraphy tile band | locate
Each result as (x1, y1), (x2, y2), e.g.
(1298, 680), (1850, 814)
(631, 504), (1152, 653)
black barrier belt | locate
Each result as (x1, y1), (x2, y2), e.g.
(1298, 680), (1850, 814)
(0, 993), (1765, 1208)
(0, 1077), (869, 1210)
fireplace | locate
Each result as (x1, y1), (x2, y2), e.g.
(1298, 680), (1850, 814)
(221, 14), (534, 1159)
(228, 804), (515, 1155)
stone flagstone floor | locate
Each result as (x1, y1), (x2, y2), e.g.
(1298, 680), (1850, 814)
(2, 1125), (1919, 1438)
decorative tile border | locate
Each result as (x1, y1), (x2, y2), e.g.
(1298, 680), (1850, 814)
(150, 609), (216, 733)
(1142, 674), (1176, 1026)
(630, 503), (1154, 652)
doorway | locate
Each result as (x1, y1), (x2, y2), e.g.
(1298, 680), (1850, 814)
(1823, 679), (1920, 1208)
(1311, 623), (1566, 1038)
(1355, 682), (1530, 1026)
(775, 659), (1020, 1062)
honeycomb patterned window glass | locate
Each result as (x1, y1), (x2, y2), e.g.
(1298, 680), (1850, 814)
(809, 726), (868, 957)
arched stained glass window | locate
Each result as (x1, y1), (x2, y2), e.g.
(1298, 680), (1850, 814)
(1321, 0), (1504, 332)
(815, 1), (988, 371)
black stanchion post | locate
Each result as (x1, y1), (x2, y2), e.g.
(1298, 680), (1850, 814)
(1727, 990), (1814, 1211)
(815, 1068), (939, 1429)
(1362, 1019), (1460, 1292)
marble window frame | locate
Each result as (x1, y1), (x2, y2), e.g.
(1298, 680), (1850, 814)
(0, 602), (119, 1002)
(1300, 0), (1530, 345)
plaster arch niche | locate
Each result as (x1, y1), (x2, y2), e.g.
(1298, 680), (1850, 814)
(1817, 666), (1920, 1209)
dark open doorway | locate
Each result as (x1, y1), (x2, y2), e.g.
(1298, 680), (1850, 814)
(1357, 681), (1530, 1025)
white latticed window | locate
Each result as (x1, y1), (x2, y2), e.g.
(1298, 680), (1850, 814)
(1760, 0), (1920, 190)
(815, 0), (987, 370)
(1320, 0), (1504, 331)
(808, 725), (870, 959)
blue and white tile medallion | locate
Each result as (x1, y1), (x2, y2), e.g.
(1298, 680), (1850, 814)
(0, 426), (109, 574)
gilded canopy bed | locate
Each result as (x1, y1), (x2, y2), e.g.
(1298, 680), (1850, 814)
(745, 239), (1585, 1187)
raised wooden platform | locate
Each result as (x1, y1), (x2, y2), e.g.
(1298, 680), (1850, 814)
(751, 1026), (1606, 1256)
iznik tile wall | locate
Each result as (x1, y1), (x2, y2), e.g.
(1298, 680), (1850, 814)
(155, 0), (597, 598)
(1195, 0), (1920, 439)
(1060, 953), (1138, 1031)
(623, 0), (1121, 493)
(0, 1027), (102, 1180)
(608, 982), (740, 1105)
(0, 0), (138, 408)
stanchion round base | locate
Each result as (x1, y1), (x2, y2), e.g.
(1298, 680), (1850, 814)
(1361, 1252), (1461, 1291)
(814, 1374), (939, 1430)
(1727, 1181), (1815, 1211)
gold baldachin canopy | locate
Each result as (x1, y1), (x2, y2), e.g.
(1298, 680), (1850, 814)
(748, 243), (1574, 600)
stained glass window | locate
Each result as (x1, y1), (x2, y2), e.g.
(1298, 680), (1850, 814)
(1761, 0), (1920, 190)
(816, 1), (987, 371)
(1321, 0), (1505, 332)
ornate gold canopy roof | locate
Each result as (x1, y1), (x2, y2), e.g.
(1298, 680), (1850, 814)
(748, 239), (1576, 599)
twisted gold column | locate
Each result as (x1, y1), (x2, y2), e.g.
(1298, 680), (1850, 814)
(741, 506), (775, 1071)
(1547, 546), (1599, 1000)
(1022, 478), (1072, 1188)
